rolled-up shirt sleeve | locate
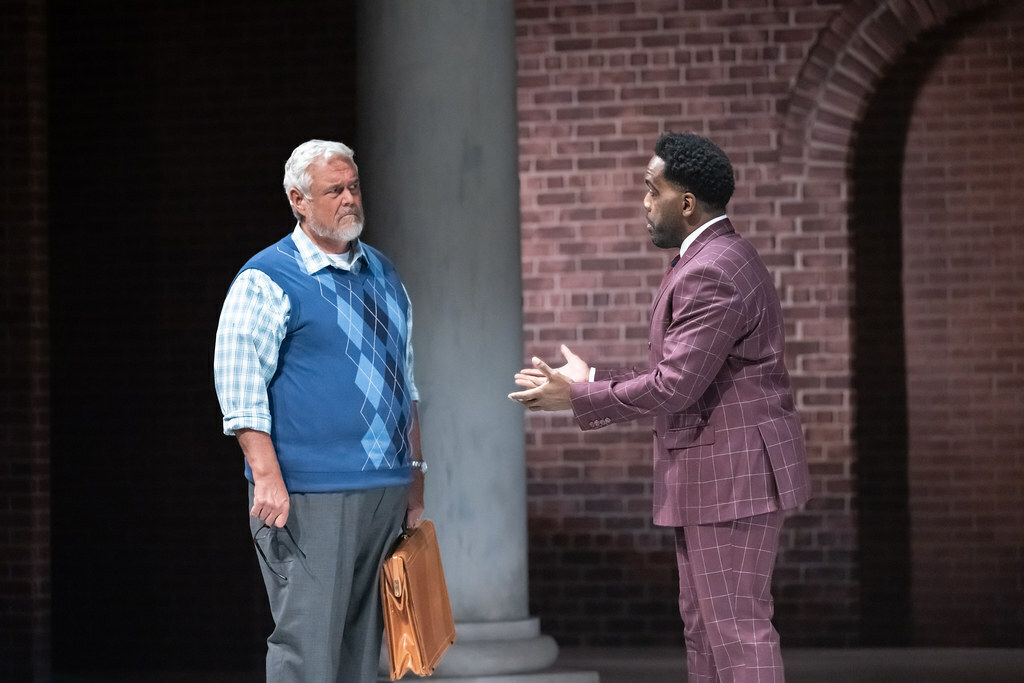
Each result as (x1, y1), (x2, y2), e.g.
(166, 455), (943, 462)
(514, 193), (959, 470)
(214, 269), (289, 436)
(403, 283), (420, 402)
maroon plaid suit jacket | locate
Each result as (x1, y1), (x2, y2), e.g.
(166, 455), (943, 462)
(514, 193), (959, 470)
(569, 219), (810, 526)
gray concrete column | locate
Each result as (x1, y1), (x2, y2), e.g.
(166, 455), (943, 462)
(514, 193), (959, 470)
(357, 2), (595, 681)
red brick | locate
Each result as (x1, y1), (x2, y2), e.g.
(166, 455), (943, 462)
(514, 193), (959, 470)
(515, 0), (1024, 650)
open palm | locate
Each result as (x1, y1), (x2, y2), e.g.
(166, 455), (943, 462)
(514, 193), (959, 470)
(514, 344), (589, 388)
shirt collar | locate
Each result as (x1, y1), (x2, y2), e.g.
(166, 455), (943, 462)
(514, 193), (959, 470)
(291, 224), (368, 275)
(679, 214), (728, 259)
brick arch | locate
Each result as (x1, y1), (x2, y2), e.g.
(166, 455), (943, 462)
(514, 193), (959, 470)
(780, 0), (1002, 175)
(777, 0), (1014, 645)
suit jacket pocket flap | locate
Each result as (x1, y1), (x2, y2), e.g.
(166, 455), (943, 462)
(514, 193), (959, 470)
(662, 424), (715, 449)
(756, 418), (800, 450)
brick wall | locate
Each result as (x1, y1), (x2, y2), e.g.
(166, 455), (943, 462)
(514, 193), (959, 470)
(901, 1), (1024, 645)
(0, 1), (50, 679)
(6, 0), (1023, 676)
(515, 0), (852, 646)
(515, 0), (1020, 647)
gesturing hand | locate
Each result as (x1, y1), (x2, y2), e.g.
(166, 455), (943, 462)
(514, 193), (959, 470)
(513, 344), (590, 389)
(508, 355), (574, 412)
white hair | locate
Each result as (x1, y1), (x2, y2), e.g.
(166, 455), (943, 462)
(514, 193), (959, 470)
(283, 139), (357, 220)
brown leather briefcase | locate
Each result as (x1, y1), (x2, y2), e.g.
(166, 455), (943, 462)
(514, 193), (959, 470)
(380, 520), (456, 680)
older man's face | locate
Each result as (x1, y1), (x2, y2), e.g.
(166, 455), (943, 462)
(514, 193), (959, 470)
(298, 155), (365, 247)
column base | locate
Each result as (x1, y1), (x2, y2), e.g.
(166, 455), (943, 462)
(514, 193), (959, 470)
(380, 618), (599, 681)
(413, 671), (599, 682)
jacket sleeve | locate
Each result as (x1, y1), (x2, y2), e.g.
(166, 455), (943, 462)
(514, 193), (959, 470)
(593, 366), (644, 382)
(569, 262), (746, 430)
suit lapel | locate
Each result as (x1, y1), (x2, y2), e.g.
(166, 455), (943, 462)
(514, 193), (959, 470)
(651, 219), (736, 312)
(652, 255), (679, 305)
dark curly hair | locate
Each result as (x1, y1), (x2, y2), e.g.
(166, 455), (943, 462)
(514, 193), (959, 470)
(653, 132), (735, 211)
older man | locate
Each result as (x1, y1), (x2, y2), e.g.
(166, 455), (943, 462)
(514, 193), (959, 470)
(215, 139), (426, 682)
(511, 132), (810, 683)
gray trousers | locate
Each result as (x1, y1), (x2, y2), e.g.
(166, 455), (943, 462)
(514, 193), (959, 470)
(248, 484), (407, 683)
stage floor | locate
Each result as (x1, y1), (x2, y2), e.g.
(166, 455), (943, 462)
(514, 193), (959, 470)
(556, 647), (1024, 683)
(53, 647), (1024, 682)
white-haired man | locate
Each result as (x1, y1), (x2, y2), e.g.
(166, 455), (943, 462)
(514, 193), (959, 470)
(215, 139), (426, 681)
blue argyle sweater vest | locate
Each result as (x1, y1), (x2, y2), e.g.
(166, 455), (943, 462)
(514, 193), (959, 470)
(241, 235), (414, 492)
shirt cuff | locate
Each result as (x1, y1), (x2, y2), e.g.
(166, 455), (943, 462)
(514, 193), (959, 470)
(223, 413), (272, 437)
(588, 367), (596, 382)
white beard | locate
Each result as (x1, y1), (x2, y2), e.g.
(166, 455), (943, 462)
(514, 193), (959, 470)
(308, 217), (364, 244)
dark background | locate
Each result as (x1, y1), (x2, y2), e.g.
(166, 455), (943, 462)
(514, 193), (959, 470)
(48, 0), (357, 672)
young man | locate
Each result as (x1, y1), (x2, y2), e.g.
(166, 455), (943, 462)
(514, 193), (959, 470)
(511, 132), (810, 683)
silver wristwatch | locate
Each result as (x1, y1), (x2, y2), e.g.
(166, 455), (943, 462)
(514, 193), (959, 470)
(410, 460), (428, 474)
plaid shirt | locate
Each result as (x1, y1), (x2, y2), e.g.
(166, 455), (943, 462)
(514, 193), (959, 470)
(214, 225), (418, 436)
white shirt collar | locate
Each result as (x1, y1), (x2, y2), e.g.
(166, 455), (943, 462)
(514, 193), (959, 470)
(291, 224), (366, 275)
(679, 214), (728, 259)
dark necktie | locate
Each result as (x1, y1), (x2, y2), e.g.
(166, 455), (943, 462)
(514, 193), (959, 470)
(656, 255), (680, 299)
